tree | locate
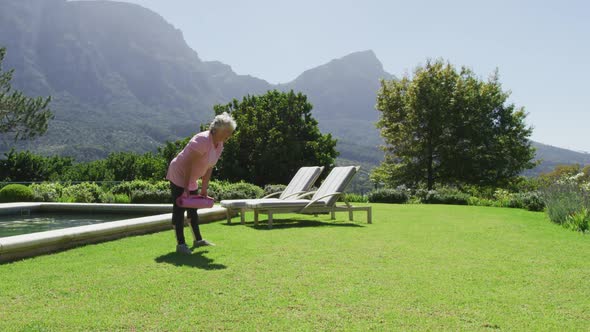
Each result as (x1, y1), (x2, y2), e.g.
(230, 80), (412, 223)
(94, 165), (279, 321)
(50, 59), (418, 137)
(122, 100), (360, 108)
(212, 90), (338, 186)
(0, 47), (53, 141)
(373, 59), (535, 190)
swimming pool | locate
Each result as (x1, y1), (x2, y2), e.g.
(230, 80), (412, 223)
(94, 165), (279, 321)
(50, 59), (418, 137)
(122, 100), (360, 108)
(0, 202), (230, 262)
(0, 212), (154, 237)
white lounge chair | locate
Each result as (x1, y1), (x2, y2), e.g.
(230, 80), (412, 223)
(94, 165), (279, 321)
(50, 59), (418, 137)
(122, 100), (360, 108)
(220, 166), (324, 224)
(246, 166), (372, 228)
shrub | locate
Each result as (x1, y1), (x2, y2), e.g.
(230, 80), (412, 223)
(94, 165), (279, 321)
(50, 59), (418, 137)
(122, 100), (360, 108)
(368, 188), (408, 204)
(467, 196), (495, 207)
(564, 208), (590, 233)
(0, 184), (34, 202)
(130, 189), (170, 204)
(341, 193), (368, 203)
(114, 194), (131, 204)
(30, 182), (64, 202)
(423, 187), (470, 205)
(111, 180), (156, 196)
(62, 183), (103, 203)
(215, 182), (264, 201)
(263, 184), (287, 197)
(514, 191), (545, 212)
(542, 182), (588, 225)
(153, 181), (170, 192)
(98, 192), (116, 203)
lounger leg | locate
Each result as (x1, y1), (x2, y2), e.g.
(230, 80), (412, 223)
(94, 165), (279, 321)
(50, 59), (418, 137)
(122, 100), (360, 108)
(254, 210), (259, 226)
(331, 209), (336, 220)
(240, 208), (246, 224)
(268, 212), (273, 229)
(349, 209), (353, 221)
(367, 207), (372, 224)
(226, 208), (232, 224)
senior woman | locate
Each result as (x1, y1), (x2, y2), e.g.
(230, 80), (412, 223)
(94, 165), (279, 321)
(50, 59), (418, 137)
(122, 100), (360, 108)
(166, 112), (236, 254)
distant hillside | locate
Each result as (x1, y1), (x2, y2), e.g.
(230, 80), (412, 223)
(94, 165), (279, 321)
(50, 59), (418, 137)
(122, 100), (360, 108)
(0, 0), (270, 159)
(526, 142), (590, 176)
(0, 0), (586, 180)
(280, 50), (391, 164)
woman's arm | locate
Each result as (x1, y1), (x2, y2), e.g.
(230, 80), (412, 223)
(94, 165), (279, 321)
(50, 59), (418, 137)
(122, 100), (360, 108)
(200, 167), (213, 197)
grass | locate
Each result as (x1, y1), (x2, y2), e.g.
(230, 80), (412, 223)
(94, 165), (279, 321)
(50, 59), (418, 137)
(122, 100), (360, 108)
(1, 204), (589, 331)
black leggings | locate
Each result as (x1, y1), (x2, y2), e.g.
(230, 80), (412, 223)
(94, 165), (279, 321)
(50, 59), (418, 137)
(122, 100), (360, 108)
(170, 182), (202, 245)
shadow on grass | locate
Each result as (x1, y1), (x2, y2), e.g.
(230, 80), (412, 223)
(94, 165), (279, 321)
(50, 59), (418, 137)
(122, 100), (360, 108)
(223, 218), (365, 230)
(154, 250), (226, 270)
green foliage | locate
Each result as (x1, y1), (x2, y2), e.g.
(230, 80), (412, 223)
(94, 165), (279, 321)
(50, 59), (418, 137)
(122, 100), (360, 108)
(215, 182), (264, 200)
(0, 184), (34, 202)
(367, 188), (409, 203)
(130, 189), (170, 204)
(422, 187), (470, 205)
(564, 208), (589, 233)
(263, 184), (287, 197)
(538, 164), (590, 188)
(374, 59), (535, 190)
(513, 191), (545, 212)
(114, 194), (131, 204)
(98, 192), (116, 203)
(0, 149), (73, 182)
(30, 182), (64, 202)
(62, 183), (103, 203)
(111, 180), (157, 196)
(0, 47), (53, 141)
(105, 152), (166, 181)
(542, 182), (588, 226)
(213, 90), (338, 186)
(340, 193), (369, 203)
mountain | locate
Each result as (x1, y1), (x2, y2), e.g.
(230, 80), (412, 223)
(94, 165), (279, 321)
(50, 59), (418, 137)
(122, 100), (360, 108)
(0, 0), (270, 159)
(0, 0), (587, 179)
(527, 142), (590, 175)
(280, 50), (391, 163)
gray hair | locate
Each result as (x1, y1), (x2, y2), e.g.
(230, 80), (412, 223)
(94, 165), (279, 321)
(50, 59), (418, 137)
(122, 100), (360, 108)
(209, 112), (237, 133)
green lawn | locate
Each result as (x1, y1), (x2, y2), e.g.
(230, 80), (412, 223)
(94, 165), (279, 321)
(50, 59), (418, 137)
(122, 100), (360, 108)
(1, 204), (588, 331)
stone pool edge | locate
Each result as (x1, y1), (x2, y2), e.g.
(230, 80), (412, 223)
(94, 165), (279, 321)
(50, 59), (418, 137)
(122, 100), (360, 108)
(0, 202), (231, 263)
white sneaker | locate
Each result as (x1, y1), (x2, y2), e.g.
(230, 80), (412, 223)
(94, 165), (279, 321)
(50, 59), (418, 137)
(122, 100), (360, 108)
(176, 244), (191, 254)
(194, 239), (216, 247)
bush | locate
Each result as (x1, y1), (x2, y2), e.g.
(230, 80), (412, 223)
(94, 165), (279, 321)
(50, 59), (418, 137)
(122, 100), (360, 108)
(130, 189), (170, 204)
(341, 193), (368, 203)
(423, 187), (470, 205)
(30, 182), (64, 202)
(98, 192), (116, 203)
(564, 208), (590, 233)
(542, 182), (589, 225)
(514, 191), (545, 212)
(215, 182), (264, 200)
(467, 196), (495, 207)
(111, 180), (156, 196)
(114, 194), (131, 204)
(0, 184), (34, 202)
(263, 184), (287, 197)
(62, 183), (103, 203)
(368, 188), (409, 204)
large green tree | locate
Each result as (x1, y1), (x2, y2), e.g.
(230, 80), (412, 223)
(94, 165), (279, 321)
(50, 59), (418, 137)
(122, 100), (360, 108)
(212, 90), (338, 186)
(0, 47), (53, 141)
(373, 59), (535, 189)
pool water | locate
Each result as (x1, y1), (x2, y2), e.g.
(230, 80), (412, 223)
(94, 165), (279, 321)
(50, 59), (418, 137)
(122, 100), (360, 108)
(0, 212), (154, 237)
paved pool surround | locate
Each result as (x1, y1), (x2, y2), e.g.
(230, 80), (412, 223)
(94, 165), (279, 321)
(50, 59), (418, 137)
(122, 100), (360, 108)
(0, 202), (230, 262)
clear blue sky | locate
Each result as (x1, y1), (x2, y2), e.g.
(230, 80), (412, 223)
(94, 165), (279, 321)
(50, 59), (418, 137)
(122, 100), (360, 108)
(115, 0), (589, 152)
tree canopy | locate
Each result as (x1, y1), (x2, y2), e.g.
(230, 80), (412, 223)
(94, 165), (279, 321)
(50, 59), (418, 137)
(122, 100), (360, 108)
(0, 47), (53, 141)
(212, 90), (338, 186)
(373, 59), (535, 189)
